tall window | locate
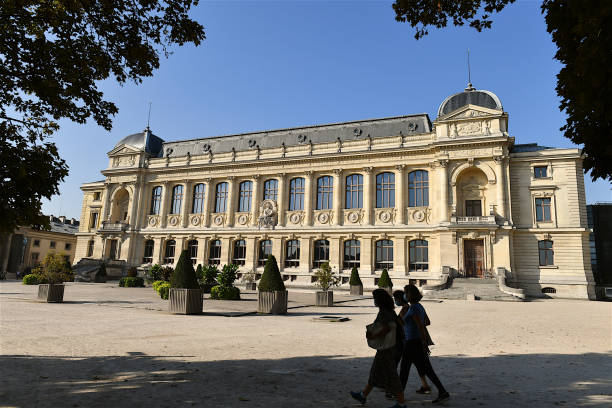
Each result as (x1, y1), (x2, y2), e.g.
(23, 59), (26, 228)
(150, 186), (162, 215)
(344, 240), (361, 269)
(408, 170), (429, 207)
(171, 185), (184, 214)
(375, 239), (394, 270)
(90, 212), (99, 229)
(209, 239), (222, 265)
(87, 240), (94, 257)
(192, 183), (206, 214)
(263, 179), (278, 201)
(164, 240), (176, 264)
(313, 240), (330, 268)
(285, 239), (300, 268)
(258, 239), (273, 267)
(534, 166), (548, 178)
(289, 178), (305, 211)
(233, 239), (247, 266)
(238, 181), (253, 212)
(535, 198), (552, 221)
(188, 240), (198, 265)
(376, 172), (395, 208)
(538, 240), (554, 266)
(215, 182), (229, 213)
(409, 240), (428, 272)
(316, 176), (333, 210)
(345, 174), (363, 209)
(143, 239), (154, 263)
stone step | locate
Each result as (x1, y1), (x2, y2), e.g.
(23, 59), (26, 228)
(424, 278), (522, 301)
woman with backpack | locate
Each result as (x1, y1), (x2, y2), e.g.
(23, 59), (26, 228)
(350, 289), (407, 408)
(400, 284), (450, 404)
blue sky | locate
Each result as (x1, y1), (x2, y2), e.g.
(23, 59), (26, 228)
(43, 0), (611, 219)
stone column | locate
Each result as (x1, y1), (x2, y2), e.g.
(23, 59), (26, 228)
(204, 178), (214, 227)
(393, 236), (407, 276)
(160, 181), (170, 228)
(438, 160), (449, 222)
(272, 237), (284, 271)
(152, 237), (163, 264)
(101, 183), (112, 222)
(299, 236), (311, 273)
(360, 236), (373, 275)
(329, 236), (341, 272)
(127, 182), (139, 228)
(181, 180), (192, 228)
(245, 236), (257, 270)
(226, 177), (236, 227)
(220, 237), (232, 265)
(332, 169), (343, 225)
(277, 173), (286, 226)
(132, 177), (146, 230)
(250, 175), (260, 227)
(304, 171), (314, 226)
(197, 237), (208, 266)
(363, 167), (374, 225)
(494, 156), (507, 220)
(395, 165), (405, 224)
(175, 237), (185, 265)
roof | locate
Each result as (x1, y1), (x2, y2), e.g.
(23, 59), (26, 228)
(47, 216), (80, 235)
(438, 84), (503, 117)
(160, 114), (432, 158)
(510, 143), (555, 153)
(114, 127), (164, 156)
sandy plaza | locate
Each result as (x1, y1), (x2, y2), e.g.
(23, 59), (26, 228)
(1, 281), (610, 408)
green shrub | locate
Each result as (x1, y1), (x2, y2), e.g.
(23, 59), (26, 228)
(378, 268), (392, 288)
(218, 264), (239, 287)
(210, 285), (241, 300)
(349, 266), (362, 286)
(200, 265), (219, 293)
(119, 277), (145, 287)
(195, 264), (204, 281)
(153, 280), (166, 292)
(313, 262), (340, 291)
(258, 255), (285, 292)
(157, 282), (171, 300)
(149, 264), (163, 281)
(23, 274), (38, 285)
(127, 267), (138, 278)
(170, 250), (199, 289)
(161, 266), (173, 281)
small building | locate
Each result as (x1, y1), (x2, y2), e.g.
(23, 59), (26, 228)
(0, 215), (80, 279)
(587, 203), (612, 299)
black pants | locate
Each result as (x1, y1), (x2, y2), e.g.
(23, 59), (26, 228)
(399, 338), (446, 393)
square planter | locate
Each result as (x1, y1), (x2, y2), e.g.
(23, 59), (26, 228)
(316, 291), (334, 307)
(379, 286), (393, 295)
(257, 290), (288, 314)
(169, 288), (203, 315)
(350, 284), (363, 295)
(37, 284), (65, 303)
(245, 282), (257, 291)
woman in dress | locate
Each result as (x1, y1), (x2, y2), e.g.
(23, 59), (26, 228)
(350, 289), (407, 408)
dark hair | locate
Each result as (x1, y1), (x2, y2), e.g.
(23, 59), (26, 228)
(404, 284), (423, 302)
(392, 290), (405, 302)
(372, 289), (395, 311)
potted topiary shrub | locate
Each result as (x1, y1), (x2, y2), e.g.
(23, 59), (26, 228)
(349, 266), (363, 295)
(378, 268), (393, 295)
(257, 255), (287, 314)
(33, 252), (70, 303)
(313, 262), (340, 307)
(168, 250), (203, 314)
(210, 264), (241, 300)
(241, 269), (257, 291)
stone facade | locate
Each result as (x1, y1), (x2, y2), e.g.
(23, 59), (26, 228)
(74, 86), (595, 299)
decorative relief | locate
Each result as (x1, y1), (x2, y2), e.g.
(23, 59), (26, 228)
(376, 209), (394, 224)
(258, 200), (278, 229)
(190, 215), (201, 226)
(297, 134), (308, 144)
(345, 210), (362, 224)
(213, 214), (225, 226)
(236, 213), (250, 226)
(287, 211), (304, 225)
(168, 215), (180, 227)
(457, 121), (482, 136)
(315, 211), (333, 225)
(148, 216), (159, 227)
(449, 148), (493, 159)
(413, 209), (425, 223)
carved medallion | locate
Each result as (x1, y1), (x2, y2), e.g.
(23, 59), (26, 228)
(318, 212), (330, 224)
(379, 210), (392, 223)
(348, 211), (360, 223)
(148, 217), (157, 227)
(169, 216), (179, 226)
(238, 214), (248, 225)
(413, 210), (425, 223)
(214, 215), (224, 226)
(289, 212), (302, 224)
(190, 215), (200, 226)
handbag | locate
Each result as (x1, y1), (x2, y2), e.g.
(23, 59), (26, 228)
(366, 321), (396, 350)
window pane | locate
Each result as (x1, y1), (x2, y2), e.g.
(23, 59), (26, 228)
(345, 174), (363, 209)
(264, 179), (278, 201)
(192, 183), (206, 214)
(316, 176), (333, 210)
(289, 178), (305, 211)
(151, 186), (162, 215)
(215, 182), (228, 212)
(408, 171), (429, 207)
(238, 181), (253, 212)
(376, 172), (395, 208)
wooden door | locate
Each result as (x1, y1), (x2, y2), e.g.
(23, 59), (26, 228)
(464, 240), (484, 277)
(108, 240), (118, 260)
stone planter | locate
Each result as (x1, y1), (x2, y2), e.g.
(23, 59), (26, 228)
(257, 290), (288, 314)
(245, 282), (257, 291)
(350, 284), (363, 295)
(169, 288), (203, 315)
(379, 286), (393, 295)
(37, 284), (65, 303)
(316, 291), (334, 307)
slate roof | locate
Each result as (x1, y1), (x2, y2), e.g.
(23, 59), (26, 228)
(114, 127), (164, 156)
(438, 86), (503, 117)
(510, 143), (555, 153)
(47, 217), (80, 235)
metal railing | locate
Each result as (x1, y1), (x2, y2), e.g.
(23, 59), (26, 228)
(451, 215), (497, 225)
(99, 221), (129, 232)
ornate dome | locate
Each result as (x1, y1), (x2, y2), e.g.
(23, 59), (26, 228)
(437, 84), (503, 117)
(114, 127), (164, 156)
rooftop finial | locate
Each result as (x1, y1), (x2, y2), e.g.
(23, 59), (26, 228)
(465, 49), (474, 91)
(146, 102), (152, 130)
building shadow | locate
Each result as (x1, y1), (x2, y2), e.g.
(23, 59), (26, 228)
(1, 352), (610, 407)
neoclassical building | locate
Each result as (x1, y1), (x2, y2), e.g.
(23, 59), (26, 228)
(75, 85), (595, 299)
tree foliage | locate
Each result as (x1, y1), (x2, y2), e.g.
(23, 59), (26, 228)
(0, 0), (205, 232)
(349, 266), (363, 286)
(378, 268), (392, 288)
(313, 262), (340, 292)
(258, 255), (285, 292)
(392, 0), (612, 181)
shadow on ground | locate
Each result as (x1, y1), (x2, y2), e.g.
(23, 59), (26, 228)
(1, 353), (610, 408)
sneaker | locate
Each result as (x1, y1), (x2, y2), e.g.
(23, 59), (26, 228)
(432, 391), (450, 404)
(350, 391), (366, 405)
(416, 387), (432, 394)
(385, 392), (394, 400)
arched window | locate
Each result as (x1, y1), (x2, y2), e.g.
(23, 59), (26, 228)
(409, 240), (428, 272)
(209, 239), (222, 265)
(87, 240), (95, 257)
(238, 181), (253, 212)
(313, 240), (330, 268)
(143, 239), (154, 263)
(187, 240), (198, 265)
(170, 185), (184, 214)
(215, 182), (228, 213)
(289, 178), (305, 211)
(192, 183), (206, 214)
(316, 176), (333, 210)
(164, 240), (176, 264)
(263, 179), (278, 201)
(344, 240), (361, 270)
(538, 240), (554, 266)
(150, 186), (162, 215)
(285, 239), (300, 268)
(258, 239), (273, 267)
(376, 172), (395, 208)
(408, 170), (429, 207)
(233, 239), (247, 266)
(345, 174), (363, 209)
(375, 239), (393, 270)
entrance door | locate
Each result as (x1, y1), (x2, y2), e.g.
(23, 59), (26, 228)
(108, 240), (118, 260)
(465, 200), (482, 216)
(464, 239), (484, 277)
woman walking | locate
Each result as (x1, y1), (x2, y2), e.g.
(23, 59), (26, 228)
(350, 289), (407, 408)
(400, 284), (450, 404)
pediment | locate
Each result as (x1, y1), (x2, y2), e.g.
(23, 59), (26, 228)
(107, 144), (141, 156)
(437, 104), (503, 122)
